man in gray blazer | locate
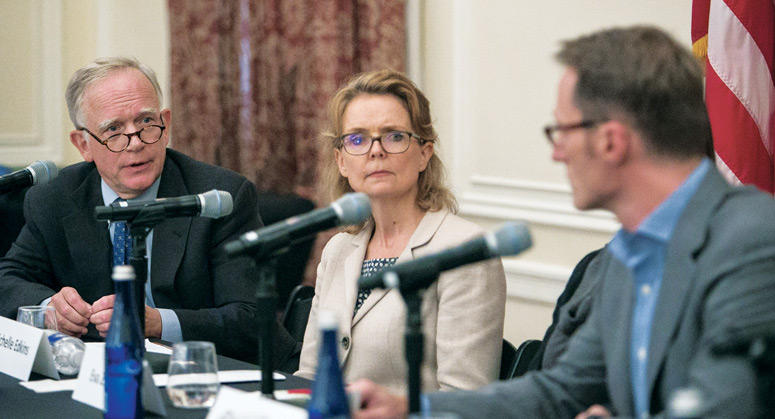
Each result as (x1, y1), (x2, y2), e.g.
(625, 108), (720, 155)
(351, 26), (775, 418)
(0, 57), (299, 365)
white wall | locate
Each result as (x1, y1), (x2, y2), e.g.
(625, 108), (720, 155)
(419, 0), (692, 345)
(0, 0), (64, 165)
(0, 0), (692, 346)
(0, 0), (169, 167)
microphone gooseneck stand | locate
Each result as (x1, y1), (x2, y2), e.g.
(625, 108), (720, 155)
(252, 257), (280, 397)
(126, 205), (167, 340)
(386, 269), (440, 415)
(241, 234), (292, 399)
(403, 291), (425, 414)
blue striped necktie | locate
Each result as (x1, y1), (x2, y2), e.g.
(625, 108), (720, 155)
(112, 199), (132, 266)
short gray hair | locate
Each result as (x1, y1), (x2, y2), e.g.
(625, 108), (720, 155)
(65, 57), (163, 128)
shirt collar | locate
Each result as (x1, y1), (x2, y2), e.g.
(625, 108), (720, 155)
(610, 158), (711, 259)
(637, 158), (711, 242)
(101, 176), (162, 206)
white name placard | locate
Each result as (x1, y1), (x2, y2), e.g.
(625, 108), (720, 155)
(72, 343), (166, 416)
(206, 386), (306, 419)
(72, 343), (106, 409)
(0, 316), (58, 381)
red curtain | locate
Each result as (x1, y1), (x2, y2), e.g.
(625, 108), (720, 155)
(168, 1), (406, 283)
(168, 0), (406, 197)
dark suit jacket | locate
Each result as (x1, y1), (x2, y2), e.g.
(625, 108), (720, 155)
(527, 247), (603, 372)
(428, 167), (775, 418)
(0, 186), (28, 257)
(0, 149), (298, 364)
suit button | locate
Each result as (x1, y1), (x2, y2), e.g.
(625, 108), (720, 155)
(341, 336), (350, 350)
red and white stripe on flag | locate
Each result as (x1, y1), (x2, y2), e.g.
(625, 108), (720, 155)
(702, 0), (775, 194)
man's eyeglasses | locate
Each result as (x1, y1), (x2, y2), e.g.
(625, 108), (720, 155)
(543, 120), (602, 146)
(78, 114), (166, 153)
(339, 131), (427, 156)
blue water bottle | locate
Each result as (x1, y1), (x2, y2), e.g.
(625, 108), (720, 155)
(105, 265), (144, 419)
(307, 311), (350, 419)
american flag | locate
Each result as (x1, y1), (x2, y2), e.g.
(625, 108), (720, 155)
(692, 0), (775, 194)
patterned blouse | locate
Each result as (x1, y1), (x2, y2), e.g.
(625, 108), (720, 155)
(353, 257), (398, 317)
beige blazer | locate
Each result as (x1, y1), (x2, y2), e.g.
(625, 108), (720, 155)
(296, 209), (506, 394)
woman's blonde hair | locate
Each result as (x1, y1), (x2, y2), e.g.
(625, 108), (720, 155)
(320, 69), (457, 232)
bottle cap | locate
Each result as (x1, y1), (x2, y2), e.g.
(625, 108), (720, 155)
(72, 350), (85, 367)
(112, 265), (136, 281)
(318, 310), (339, 331)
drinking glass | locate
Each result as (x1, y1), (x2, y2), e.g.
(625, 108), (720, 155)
(166, 341), (219, 408)
(16, 305), (58, 331)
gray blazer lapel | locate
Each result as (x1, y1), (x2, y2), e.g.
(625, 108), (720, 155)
(646, 169), (724, 397)
(64, 169), (113, 298)
(599, 255), (636, 411)
(149, 158), (191, 300)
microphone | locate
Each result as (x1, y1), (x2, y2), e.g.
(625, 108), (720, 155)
(94, 189), (233, 222)
(358, 221), (532, 293)
(711, 322), (775, 359)
(224, 192), (371, 258)
(0, 160), (58, 194)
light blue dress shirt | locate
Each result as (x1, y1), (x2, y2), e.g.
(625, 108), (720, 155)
(608, 158), (710, 418)
(100, 177), (183, 343)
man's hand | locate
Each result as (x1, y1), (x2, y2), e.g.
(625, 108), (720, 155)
(48, 287), (91, 337)
(349, 379), (409, 419)
(575, 404), (611, 419)
(144, 306), (162, 338)
(90, 295), (163, 338)
(90, 294), (114, 337)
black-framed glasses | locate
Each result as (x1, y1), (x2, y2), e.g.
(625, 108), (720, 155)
(339, 131), (426, 156)
(543, 120), (602, 146)
(78, 114), (166, 153)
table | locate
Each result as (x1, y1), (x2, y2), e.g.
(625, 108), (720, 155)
(0, 351), (312, 418)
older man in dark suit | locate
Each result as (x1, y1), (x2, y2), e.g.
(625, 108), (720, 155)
(351, 26), (775, 418)
(0, 57), (297, 365)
